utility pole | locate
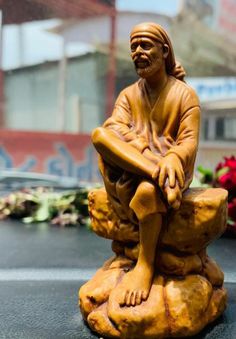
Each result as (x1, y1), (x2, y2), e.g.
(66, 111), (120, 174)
(105, 0), (116, 119)
(0, 9), (4, 128)
(58, 38), (67, 131)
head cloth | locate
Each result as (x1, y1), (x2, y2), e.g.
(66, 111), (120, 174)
(130, 22), (186, 81)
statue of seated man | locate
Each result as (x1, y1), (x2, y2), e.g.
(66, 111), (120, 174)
(92, 22), (200, 307)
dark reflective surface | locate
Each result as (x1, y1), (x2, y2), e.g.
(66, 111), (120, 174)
(0, 220), (110, 269)
(0, 218), (235, 338)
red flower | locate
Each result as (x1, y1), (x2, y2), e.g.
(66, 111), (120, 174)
(218, 171), (236, 191)
(225, 156), (236, 170)
(214, 156), (236, 235)
(216, 156), (236, 172)
(216, 161), (224, 172)
(216, 156), (236, 193)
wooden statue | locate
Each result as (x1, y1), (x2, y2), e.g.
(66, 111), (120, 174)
(79, 22), (228, 338)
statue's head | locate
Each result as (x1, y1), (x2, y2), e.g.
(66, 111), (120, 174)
(130, 22), (185, 81)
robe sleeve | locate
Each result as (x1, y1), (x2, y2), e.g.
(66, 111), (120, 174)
(103, 89), (149, 153)
(166, 87), (200, 172)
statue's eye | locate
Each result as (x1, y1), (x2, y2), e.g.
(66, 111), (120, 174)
(130, 41), (153, 53)
(140, 42), (152, 50)
(131, 43), (138, 52)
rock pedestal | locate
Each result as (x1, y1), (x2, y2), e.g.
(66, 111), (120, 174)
(79, 187), (228, 339)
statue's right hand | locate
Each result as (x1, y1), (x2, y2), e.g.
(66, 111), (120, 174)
(152, 154), (185, 189)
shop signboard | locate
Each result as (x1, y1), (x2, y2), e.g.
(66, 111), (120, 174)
(188, 77), (236, 102)
(0, 130), (101, 182)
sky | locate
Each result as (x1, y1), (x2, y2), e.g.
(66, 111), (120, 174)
(117, 0), (180, 16)
(1, 0), (180, 70)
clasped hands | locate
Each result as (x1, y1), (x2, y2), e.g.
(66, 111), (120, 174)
(152, 153), (185, 210)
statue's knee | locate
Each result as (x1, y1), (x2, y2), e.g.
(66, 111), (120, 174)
(136, 181), (156, 199)
(129, 181), (157, 221)
(91, 127), (106, 146)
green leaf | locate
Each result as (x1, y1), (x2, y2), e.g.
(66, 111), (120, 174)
(197, 165), (213, 177)
(30, 197), (51, 222)
(227, 218), (235, 226)
(215, 167), (229, 179)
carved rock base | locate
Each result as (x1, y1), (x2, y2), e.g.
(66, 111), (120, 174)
(79, 256), (227, 338)
(79, 187), (228, 338)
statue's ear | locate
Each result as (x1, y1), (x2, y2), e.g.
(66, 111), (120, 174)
(163, 44), (169, 59)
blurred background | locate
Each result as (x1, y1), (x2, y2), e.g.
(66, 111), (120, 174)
(0, 0), (235, 182)
(0, 3), (236, 338)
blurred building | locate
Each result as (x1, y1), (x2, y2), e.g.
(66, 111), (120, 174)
(183, 0), (236, 45)
(0, 0), (116, 128)
(4, 50), (137, 133)
(3, 10), (171, 133)
(173, 0), (236, 169)
(0, 0), (235, 175)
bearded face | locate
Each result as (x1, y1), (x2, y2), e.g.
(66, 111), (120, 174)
(130, 37), (166, 79)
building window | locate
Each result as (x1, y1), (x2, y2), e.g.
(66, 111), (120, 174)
(216, 117), (236, 141)
(203, 117), (209, 140)
(216, 117), (224, 140)
(224, 118), (236, 140)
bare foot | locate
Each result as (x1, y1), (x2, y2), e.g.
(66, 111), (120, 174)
(119, 265), (153, 307)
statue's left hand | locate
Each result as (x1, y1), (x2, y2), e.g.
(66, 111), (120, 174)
(152, 153), (185, 189)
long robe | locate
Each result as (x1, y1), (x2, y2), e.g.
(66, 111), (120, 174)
(97, 76), (200, 222)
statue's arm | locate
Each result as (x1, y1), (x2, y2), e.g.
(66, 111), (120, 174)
(92, 127), (156, 178)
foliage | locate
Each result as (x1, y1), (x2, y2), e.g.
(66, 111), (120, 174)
(196, 156), (236, 235)
(0, 186), (94, 227)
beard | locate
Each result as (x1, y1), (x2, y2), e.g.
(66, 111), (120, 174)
(135, 63), (157, 78)
(133, 54), (163, 78)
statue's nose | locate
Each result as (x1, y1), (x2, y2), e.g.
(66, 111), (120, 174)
(131, 44), (144, 60)
(132, 45), (143, 58)
(136, 45), (142, 53)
